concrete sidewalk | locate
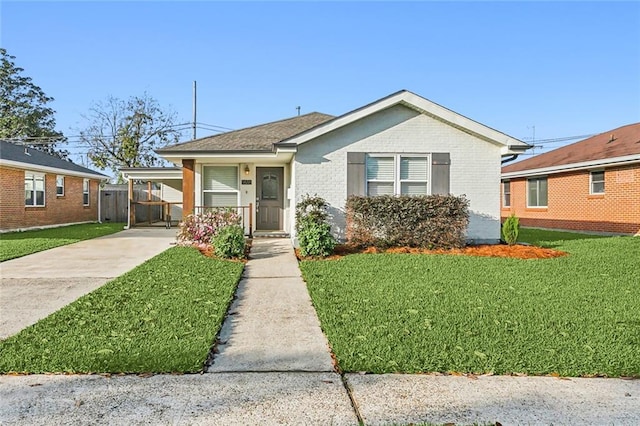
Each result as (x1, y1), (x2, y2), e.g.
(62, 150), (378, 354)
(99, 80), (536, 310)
(1, 236), (639, 425)
(0, 227), (177, 339)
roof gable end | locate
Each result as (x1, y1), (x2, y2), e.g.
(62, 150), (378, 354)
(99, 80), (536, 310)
(277, 90), (529, 153)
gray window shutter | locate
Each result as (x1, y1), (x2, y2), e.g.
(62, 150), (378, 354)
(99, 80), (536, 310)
(431, 153), (450, 195)
(347, 152), (366, 196)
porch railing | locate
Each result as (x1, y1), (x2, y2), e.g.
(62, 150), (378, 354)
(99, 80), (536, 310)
(193, 203), (253, 238)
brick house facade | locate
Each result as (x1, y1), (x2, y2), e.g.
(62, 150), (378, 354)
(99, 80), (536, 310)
(501, 123), (640, 235)
(0, 141), (107, 232)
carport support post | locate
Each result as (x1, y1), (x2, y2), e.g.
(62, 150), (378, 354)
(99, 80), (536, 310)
(182, 159), (195, 218)
(128, 178), (135, 227)
(147, 180), (152, 224)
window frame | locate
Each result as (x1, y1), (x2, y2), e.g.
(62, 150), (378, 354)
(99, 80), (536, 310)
(365, 153), (430, 196)
(56, 175), (65, 197)
(527, 176), (548, 208)
(82, 179), (90, 206)
(25, 171), (46, 207)
(202, 165), (240, 207)
(502, 180), (511, 207)
(590, 170), (605, 195)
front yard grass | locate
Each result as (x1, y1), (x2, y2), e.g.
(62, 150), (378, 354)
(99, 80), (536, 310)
(0, 247), (243, 374)
(301, 229), (640, 377)
(0, 222), (124, 262)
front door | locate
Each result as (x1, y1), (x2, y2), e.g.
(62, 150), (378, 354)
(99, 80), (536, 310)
(256, 167), (284, 230)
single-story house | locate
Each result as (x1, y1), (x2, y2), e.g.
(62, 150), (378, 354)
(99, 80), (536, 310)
(0, 140), (109, 232)
(501, 122), (640, 235)
(122, 90), (530, 243)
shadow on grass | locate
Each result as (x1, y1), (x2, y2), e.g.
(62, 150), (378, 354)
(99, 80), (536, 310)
(519, 227), (610, 248)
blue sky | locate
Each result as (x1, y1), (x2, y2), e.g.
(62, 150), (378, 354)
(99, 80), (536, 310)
(2, 1), (639, 166)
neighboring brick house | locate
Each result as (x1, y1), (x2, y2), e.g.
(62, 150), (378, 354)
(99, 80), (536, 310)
(501, 123), (640, 235)
(122, 90), (530, 243)
(0, 141), (108, 232)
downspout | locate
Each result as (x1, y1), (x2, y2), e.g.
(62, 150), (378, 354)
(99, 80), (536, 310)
(501, 154), (520, 164)
(125, 174), (131, 230)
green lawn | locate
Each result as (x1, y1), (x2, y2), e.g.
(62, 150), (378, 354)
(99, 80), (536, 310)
(301, 229), (640, 377)
(0, 222), (124, 262)
(0, 247), (243, 374)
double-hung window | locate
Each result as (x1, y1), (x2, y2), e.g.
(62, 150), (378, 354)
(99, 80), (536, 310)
(83, 179), (90, 205)
(527, 177), (548, 207)
(366, 154), (429, 196)
(502, 181), (511, 207)
(203, 166), (239, 207)
(56, 175), (65, 196)
(25, 172), (45, 206)
(590, 171), (605, 194)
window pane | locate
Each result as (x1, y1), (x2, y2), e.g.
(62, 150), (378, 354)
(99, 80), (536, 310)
(400, 157), (427, 180)
(83, 179), (89, 191)
(367, 182), (394, 196)
(203, 166), (238, 191)
(592, 182), (605, 193)
(401, 182), (427, 195)
(261, 175), (278, 200)
(539, 178), (548, 206)
(36, 191), (45, 206)
(25, 191), (34, 206)
(35, 176), (45, 191)
(528, 179), (538, 206)
(25, 178), (34, 192)
(204, 192), (238, 207)
(366, 156), (394, 180)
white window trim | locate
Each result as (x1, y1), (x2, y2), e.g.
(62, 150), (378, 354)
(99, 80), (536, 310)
(502, 180), (511, 207)
(25, 171), (46, 207)
(527, 177), (548, 208)
(56, 175), (65, 197)
(83, 179), (90, 206)
(202, 164), (240, 207)
(589, 170), (605, 195)
(366, 153), (431, 196)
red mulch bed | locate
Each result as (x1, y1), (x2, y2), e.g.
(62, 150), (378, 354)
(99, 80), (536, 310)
(297, 243), (567, 260)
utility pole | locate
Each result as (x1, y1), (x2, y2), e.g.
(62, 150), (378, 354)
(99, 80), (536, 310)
(192, 81), (197, 140)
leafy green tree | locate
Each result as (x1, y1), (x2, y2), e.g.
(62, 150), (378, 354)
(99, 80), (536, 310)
(78, 93), (181, 179)
(0, 48), (67, 158)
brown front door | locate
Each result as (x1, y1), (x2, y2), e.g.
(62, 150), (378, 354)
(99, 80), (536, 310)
(256, 167), (283, 230)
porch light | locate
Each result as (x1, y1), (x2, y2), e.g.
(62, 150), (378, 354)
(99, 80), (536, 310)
(244, 165), (250, 175)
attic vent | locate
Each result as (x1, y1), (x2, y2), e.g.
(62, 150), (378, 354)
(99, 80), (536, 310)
(608, 134), (616, 143)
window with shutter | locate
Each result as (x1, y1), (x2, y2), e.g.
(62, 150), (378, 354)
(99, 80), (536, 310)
(365, 154), (430, 196)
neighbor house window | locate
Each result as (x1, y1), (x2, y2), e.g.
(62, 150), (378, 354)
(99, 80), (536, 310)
(366, 154), (429, 196)
(502, 180), (511, 207)
(527, 177), (547, 207)
(202, 166), (239, 207)
(25, 172), (45, 206)
(56, 175), (65, 196)
(83, 179), (90, 206)
(590, 170), (605, 194)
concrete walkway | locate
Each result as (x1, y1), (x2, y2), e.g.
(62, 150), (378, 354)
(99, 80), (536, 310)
(207, 238), (334, 372)
(0, 227), (177, 339)
(1, 237), (639, 425)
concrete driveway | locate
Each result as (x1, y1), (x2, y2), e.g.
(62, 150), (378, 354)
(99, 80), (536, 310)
(0, 227), (177, 339)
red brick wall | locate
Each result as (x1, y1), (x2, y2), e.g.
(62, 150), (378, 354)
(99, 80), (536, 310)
(0, 165), (100, 231)
(501, 164), (640, 235)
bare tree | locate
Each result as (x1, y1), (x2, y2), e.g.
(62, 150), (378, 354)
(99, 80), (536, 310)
(79, 93), (181, 178)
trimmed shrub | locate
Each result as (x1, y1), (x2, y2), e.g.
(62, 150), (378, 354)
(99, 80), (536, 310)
(177, 208), (241, 245)
(298, 221), (335, 257)
(212, 225), (246, 259)
(346, 194), (470, 249)
(295, 195), (336, 257)
(502, 214), (520, 245)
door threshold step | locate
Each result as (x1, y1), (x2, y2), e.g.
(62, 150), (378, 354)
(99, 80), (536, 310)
(253, 231), (290, 238)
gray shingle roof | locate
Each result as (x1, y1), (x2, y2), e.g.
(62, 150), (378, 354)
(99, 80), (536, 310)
(157, 112), (335, 153)
(0, 140), (108, 177)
